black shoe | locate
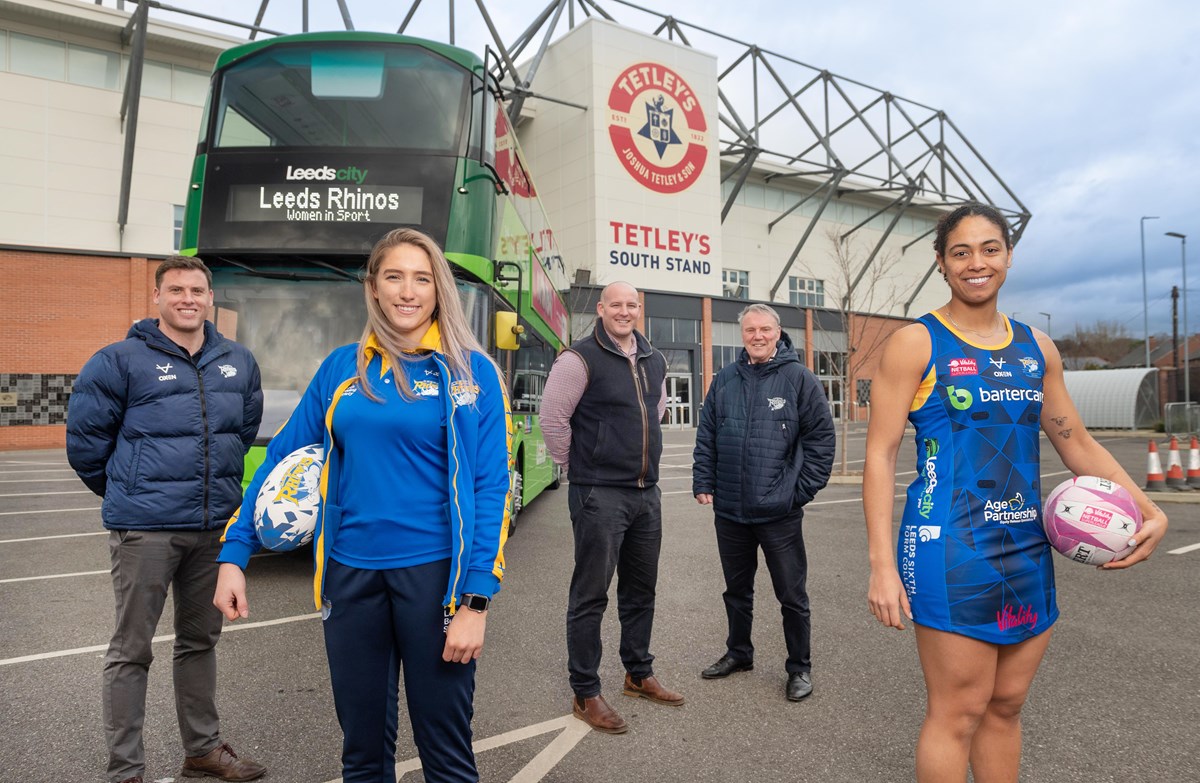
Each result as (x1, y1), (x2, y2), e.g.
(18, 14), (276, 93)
(786, 672), (812, 701)
(701, 654), (754, 679)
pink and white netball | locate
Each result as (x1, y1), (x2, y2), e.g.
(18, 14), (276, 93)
(1042, 476), (1141, 565)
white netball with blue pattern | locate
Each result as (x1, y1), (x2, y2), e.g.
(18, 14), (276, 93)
(253, 444), (324, 551)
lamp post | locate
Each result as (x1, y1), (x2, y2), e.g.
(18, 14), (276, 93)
(1038, 312), (1051, 340)
(1167, 231), (1188, 403)
(1141, 216), (1160, 367)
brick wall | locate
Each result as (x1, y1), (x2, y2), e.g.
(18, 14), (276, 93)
(0, 250), (158, 450)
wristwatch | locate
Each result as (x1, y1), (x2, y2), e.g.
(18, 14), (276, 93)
(460, 593), (490, 613)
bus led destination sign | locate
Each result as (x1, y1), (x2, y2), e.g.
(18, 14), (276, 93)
(227, 184), (423, 224)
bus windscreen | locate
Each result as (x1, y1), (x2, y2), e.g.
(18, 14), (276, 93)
(213, 44), (468, 152)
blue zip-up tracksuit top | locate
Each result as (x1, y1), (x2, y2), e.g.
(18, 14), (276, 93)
(219, 323), (513, 613)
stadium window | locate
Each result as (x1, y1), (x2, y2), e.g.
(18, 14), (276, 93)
(140, 58), (173, 100)
(10, 32), (65, 80)
(647, 316), (699, 345)
(68, 44), (119, 89)
(788, 277), (824, 308)
(571, 312), (597, 341)
(765, 186), (784, 212)
(674, 317), (698, 344)
(647, 315), (673, 345)
(172, 205), (184, 251)
(744, 183), (766, 209)
(816, 350), (845, 377)
(711, 321), (742, 372)
(0, 30), (8, 72)
(173, 65), (208, 105)
(722, 269), (749, 300)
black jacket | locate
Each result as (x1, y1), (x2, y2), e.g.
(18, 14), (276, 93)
(692, 331), (835, 524)
(66, 319), (263, 531)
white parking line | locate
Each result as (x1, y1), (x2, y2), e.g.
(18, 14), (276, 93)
(0, 569), (108, 584)
(0, 478), (82, 484)
(0, 461), (68, 466)
(0, 612), (321, 667)
(0, 507), (100, 517)
(0, 469), (77, 474)
(0, 531), (106, 544)
(324, 714), (592, 783)
(0, 490), (93, 498)
(1168, 542), (1200, 555)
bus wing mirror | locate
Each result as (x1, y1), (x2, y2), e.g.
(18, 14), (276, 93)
(496, 311), (523, 351)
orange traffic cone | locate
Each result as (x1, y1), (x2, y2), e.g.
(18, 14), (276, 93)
(1187, 436), (1200, 489)
(1144, 440), (1167, 491)
(1165, 436), (1190, 490)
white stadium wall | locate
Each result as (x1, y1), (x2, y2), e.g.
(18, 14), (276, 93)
(516, 19), (722, 297)
(0, 0), (237, 255)
(517, 17), (951, 318)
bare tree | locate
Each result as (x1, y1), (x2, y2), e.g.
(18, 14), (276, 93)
(798, 226), (910, 473)
(1055, 320), (1138, 365)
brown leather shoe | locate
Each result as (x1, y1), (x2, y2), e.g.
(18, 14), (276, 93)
(181, 742), (267, 781)
(572, 694), (629, 734)
(117, 777), (143, 783)
(622, 673), (685, 706)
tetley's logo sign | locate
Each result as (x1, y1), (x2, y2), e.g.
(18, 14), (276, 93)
(607, 63), (708, 194)
(285, 165), (367, 185)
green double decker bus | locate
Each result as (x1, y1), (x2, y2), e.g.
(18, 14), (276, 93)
(180, 32), (570, 526)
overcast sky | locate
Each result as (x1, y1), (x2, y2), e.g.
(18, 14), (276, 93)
(138, 0), (1200, 342)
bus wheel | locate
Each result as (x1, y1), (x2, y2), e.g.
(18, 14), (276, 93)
(509, 466), (524, 535)
(547, 463), (561, 490)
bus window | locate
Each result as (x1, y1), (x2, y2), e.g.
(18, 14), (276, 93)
(213, 44), (468, 152)
(311, 50), (385, 98)
(457, 280), (491, 349)
(212, 275), (364, 441)
(513, 330), (553, 413)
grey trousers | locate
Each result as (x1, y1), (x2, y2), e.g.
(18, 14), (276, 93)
(104, 528), (224, 783)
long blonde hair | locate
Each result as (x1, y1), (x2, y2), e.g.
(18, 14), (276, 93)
(357, 228), (489, 400)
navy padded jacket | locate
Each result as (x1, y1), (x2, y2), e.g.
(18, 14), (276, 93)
(66, 319), (263, 531)
(692, 331), (835, 524)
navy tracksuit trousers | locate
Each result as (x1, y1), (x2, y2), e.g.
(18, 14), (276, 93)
(323, 558), (477, 783)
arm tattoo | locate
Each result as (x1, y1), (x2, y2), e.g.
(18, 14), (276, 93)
(1051, 416), (1068, 426)
(1057, 428), (1073, 439)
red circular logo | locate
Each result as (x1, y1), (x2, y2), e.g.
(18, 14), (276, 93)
(607, 62), (708, 194)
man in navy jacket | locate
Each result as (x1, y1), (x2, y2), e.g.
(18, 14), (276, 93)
(67, 256), (265, 783)
(692, 303), (835, 702)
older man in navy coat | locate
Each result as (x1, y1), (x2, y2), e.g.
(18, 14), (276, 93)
(692, 303), (835, 702)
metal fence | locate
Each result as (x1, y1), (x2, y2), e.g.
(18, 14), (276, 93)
(1162, 402), (1200, 436)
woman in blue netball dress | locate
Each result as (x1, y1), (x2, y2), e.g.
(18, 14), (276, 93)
(863, 204), (1167, 782)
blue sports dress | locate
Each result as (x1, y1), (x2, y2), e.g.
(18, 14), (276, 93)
(899, 312), (1058, 644)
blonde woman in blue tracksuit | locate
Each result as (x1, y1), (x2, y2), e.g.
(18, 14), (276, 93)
(213, 228), (512, 783)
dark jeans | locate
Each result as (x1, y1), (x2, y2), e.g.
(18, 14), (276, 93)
(104, 529), (224, 783)
(566, 483), (662, 697)
(714, 515), (811, 674)
(323, 558), (477, 783)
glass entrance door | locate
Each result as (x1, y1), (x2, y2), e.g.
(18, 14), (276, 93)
(665, 374), (692, 427)
(819, 376), (843, 420)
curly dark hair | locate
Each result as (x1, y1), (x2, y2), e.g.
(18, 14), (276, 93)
(933, 204), (1011, 257)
